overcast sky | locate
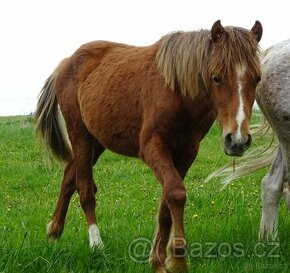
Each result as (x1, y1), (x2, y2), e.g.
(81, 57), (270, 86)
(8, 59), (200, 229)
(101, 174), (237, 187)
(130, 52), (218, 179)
(0, 0), (289, 116)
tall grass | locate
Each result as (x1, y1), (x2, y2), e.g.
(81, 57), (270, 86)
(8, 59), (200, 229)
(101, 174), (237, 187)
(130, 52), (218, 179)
(0, 115), (289, 272)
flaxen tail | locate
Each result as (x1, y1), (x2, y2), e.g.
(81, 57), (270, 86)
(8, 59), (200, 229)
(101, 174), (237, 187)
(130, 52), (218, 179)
(35, 66), (72, 163)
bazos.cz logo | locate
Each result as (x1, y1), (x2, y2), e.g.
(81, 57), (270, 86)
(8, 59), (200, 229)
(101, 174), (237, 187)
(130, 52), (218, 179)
(128, 237), (280, 264)
(186, 241), (279, 259)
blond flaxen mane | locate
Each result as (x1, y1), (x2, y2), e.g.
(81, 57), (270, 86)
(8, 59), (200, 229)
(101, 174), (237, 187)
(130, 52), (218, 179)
(156, 27), (261, 98)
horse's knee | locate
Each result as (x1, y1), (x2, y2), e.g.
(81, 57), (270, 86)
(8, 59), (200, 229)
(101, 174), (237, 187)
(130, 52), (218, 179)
(261, 176), (282, 205)
(165, 186), (186, 208)
(261, 149), (284, 203)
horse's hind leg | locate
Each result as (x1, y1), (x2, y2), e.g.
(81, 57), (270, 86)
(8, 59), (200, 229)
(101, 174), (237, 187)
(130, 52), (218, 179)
(283, 180), (290, 209)
(47, 141), (104, 245)
(85, 143), (105, 247)
(47, 161), (76, 239)
(259, 147), (283, 240)
(72, 132), (104, 248)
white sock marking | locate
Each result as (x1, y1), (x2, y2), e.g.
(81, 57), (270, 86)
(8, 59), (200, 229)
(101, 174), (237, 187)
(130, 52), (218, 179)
(47, 220), (54, 235)
(89, 224), (103, 248)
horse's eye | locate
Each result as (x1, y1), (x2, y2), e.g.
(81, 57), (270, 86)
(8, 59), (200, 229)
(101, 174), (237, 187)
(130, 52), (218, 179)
(212, 74), (222, 84)
(256, 75), (261, 84)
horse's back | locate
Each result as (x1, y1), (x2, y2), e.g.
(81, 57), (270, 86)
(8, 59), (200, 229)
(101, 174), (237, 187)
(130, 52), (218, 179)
(262, 39), (290, 67)
(72, 41), (161, 156)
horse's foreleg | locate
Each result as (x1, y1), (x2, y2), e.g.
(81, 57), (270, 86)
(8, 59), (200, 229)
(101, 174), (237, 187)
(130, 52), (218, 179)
(140, 134), (187, 273)
(259, 149), (283, 241)
(150, 196), (172, 271)
(47, 161), (76, 239)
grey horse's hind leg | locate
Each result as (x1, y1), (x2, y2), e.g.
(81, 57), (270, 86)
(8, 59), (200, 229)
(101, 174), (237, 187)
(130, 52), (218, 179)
(282, 145), (290, 211)
(283, 181), (290, 210)
(259, 148), (283, 240)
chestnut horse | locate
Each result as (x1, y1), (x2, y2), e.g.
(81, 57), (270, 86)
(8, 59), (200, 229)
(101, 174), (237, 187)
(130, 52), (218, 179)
(35, 20), (262, 272)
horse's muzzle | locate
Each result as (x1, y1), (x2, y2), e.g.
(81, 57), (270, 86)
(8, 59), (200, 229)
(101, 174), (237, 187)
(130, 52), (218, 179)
(224, 133), (252, 157)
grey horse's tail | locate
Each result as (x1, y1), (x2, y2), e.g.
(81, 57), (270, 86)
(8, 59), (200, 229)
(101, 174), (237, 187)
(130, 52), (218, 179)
(205, 113), (277, 187)
(35, 62), (72, 163)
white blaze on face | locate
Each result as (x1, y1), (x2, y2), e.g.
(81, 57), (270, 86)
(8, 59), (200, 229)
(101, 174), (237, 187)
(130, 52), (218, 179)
(235, 63), (247, 142)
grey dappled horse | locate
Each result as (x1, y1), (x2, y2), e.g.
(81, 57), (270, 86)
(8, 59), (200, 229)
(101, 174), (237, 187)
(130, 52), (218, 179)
(256, 39), (290, 240)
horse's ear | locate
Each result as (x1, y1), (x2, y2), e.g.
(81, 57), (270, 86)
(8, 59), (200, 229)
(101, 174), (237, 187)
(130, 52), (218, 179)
(250, 21), (263, 42)
(211, 20), (225, 43)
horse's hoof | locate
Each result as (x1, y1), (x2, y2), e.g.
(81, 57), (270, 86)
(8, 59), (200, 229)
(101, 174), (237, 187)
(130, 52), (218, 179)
(90, 240), (104, 250)
(154, 266), (167, 273)
(259, 220), (278, 242)
(46, 220), (62, 240)
(165, 257), (187, 273)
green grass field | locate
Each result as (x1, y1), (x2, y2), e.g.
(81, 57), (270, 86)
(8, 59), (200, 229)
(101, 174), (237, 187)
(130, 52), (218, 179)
(0, 115), (289, 273)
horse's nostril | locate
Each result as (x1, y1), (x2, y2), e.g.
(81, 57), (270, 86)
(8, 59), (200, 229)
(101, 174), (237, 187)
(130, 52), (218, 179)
(225, 133), (233, 148)
(245, 134), (252, 147)
(224, 133), (251, 157)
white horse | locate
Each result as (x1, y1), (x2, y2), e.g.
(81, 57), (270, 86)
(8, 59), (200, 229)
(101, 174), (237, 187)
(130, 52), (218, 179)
(206, 39), (290, 240)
